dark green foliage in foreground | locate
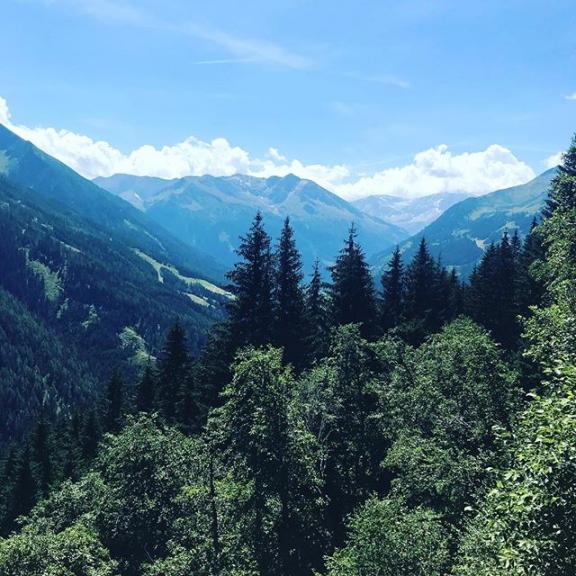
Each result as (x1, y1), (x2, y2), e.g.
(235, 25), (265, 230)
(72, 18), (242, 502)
(3, 134), (576, 576)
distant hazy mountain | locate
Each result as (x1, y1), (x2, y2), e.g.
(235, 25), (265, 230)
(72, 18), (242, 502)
(371, 168), (557, 278)
(95, 173), (408, 272)
(353, 191), (470, 235)
(0, 124), (225, 282)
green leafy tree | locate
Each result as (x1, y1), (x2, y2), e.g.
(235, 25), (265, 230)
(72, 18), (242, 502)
(213, 347), (326, 576)
(0, 522), (118, 576)
(454, 363), (576, 576)
(383, 318), (518, 515)
(299, 326), (389, 547)
(324, 496), (450, 576)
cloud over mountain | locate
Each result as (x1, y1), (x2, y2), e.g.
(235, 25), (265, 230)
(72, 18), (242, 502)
(0, 97), (536, 200)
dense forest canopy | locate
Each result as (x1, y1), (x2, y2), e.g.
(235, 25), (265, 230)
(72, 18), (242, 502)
(1, 135), (576, 575)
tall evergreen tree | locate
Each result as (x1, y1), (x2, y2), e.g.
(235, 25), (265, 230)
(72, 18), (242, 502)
(5, 447), (36, 532)
(29, 414), (53, 498)
(466, 233), (520, 349)
(543, 135), (576, 217)
(380, 246), (404, 331)
(403, 238), (442, 338)
(156, 323), (190, 422)
(516, 218), (546, 316)
(227, 211), (275, 348)
(305, 260), (329, 364)
(274, 218), (307, 368)
(80, 407), (102, 463)
(102, 369), (125, 434)
(136, 363), (156, 413)
(329, 225), (377, 338)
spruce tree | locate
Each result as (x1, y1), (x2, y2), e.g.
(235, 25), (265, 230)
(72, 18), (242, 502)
(102, 369), (125, 434)
(136, 363), (156, 413)
(516, 219), (546, 315)
(80, 407), (102, 463)
(274, 218), (307, 368)
(29, 414), (53, 498)
(6, 447), (36, 532)
(329, 224), (377, 338)
(543, 134), (576, 217)
(403, 238), (442, 338)
(305, 260), (329, 364)
(156, 322), (190, 422)
(380, 246), (404, 331)
(176, 368), (206, 435)
(227, 211), (275, 348)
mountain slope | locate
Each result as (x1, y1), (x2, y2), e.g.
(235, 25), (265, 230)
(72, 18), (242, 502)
(0, 124), (225, 282)
(0, 173), (231, 442)
(353, 191), (470, 234)
(95, 173), (408, 271)
(372, 169), (557, 277)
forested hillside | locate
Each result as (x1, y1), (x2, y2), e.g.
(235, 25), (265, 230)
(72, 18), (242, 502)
(0, 174), (230, 444)
(373, 168), (557, 278)
(2, 135), (574, 575)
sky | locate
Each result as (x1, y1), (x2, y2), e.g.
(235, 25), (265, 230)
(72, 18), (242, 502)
(1, 0), (575, 199)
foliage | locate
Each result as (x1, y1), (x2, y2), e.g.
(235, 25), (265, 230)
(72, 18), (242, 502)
(324, 496), (450, 576)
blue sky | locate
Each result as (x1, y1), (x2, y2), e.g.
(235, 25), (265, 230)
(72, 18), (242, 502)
(1, 0), (575, 198)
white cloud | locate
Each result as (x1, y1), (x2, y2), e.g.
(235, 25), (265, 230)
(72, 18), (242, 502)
(0, 97), (535, 200)
(565, 93), (576, 101)
(545, 151), (563, 169)
(0, 96), (346, 188)
(334, 145), (535, 200)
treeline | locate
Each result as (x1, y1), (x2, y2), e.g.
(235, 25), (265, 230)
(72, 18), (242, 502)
(1, 136), (575, 576)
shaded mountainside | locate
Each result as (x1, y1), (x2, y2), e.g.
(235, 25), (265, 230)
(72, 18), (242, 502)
(0, 124), (226, 282)
(353, 191), (470, 234)
(0, 174), (230, 442)
(95, 172), (408, 272)
(371, 168), (557, 277)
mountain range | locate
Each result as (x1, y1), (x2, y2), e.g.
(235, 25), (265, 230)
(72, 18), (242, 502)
(0, 124), (231, 441)
(371, 168), (557, 277)
(352, 191), (471, 234)
(94, 173), (408, 272)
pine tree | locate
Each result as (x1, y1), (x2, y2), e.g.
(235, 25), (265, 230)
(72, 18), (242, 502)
(540, 134), (576, 311)
(403, 238), (442, 338)
(466, 234), (520, 349)
(156, 322), (190, 422)
(329, 225), (377, 338)
(516, 218), (546, 316)
(102, 369), (125, 434)
(543, 134), (576, 217)
(305, 260), (329, 364)
(80, 407), (102, 463)
(136, 362), (156, 413)
(6, 447), (36, 532)
(29, 413), (54, 498)
(274, 218), (307, 368)
(176, 368), (206, 435)
(227, 211), (275, 348)
(380, 246), (404, 331)
(445, 268), (462, 321)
